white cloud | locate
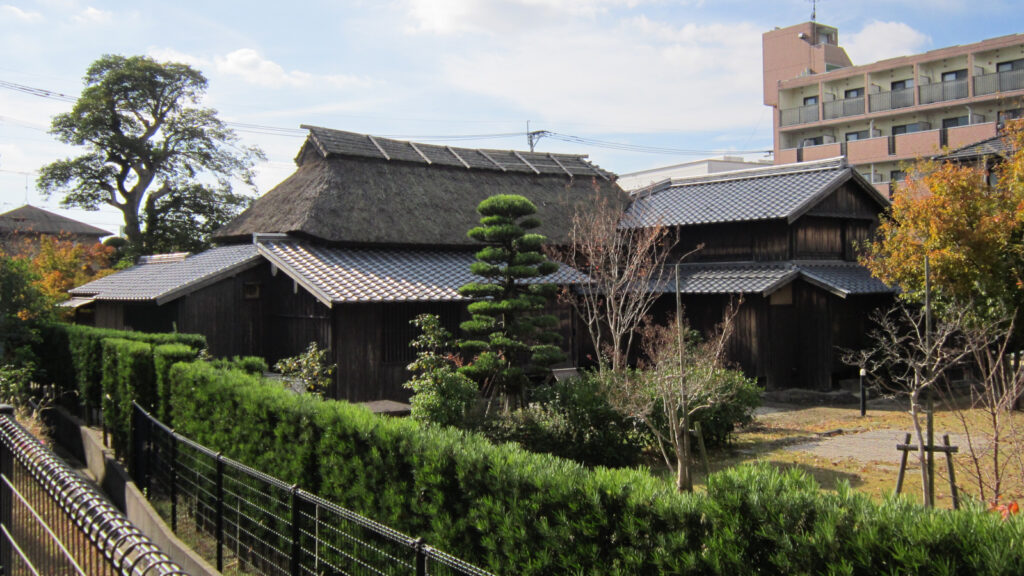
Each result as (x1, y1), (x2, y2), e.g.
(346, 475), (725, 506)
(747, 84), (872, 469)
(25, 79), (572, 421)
(146, 48), (371, 91)
(1, 5), (43, 21)
(843, 21), (931, 65)
(215, 49), (371, 90)
(73, 6), (112, 24)
(440, 18), (765, 132)
(403, 0), (665, 35)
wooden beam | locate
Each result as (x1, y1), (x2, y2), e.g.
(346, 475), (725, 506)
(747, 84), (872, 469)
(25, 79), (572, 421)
(446, 146), (471, 169)
(513, 150), (540, 174)
(367, 135), (390, 160)
(409, 141), (432, 164)
(548, 153), (573, 177)
(478, 150), (506, 171)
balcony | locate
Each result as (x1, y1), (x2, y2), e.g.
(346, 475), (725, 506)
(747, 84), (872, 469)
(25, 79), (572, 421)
(823, 96), (865, 120)
(974, 68), (1024, 96)
(780, 103), (819, 127)
(919, 78), (968, 105)
(846, 136), (891, 165)
(868, 88), (915, 113)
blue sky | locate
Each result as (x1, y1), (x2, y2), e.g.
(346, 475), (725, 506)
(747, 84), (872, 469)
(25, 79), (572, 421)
(0, 0), (1020, 235)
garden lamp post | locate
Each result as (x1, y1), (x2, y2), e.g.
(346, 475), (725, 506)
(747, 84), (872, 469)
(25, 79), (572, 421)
(859, 367), (867, 417)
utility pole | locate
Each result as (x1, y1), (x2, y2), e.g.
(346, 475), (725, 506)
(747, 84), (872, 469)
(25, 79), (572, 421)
(525, 121), (548, 152)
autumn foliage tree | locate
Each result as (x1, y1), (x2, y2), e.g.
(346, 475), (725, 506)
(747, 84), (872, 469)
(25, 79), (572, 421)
(863, 121), (1024, 328)
(17, 236), (114, 302)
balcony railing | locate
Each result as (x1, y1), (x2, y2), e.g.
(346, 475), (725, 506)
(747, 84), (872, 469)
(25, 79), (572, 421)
(823, 96), (865, 120)
(868, 88), (915, 112)
(919, 78), (968, 105)
(975, 68), (1024, 96)
(780, 103), (819, 127)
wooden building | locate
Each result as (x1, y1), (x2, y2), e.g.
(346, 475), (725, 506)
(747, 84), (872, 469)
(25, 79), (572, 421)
(624, 157), (896, 390)
(0, 204), (110, 254)
(70, 126), (620, 402)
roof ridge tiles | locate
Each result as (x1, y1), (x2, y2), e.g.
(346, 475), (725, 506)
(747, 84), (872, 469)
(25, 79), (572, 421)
(664, 157), (846, 189)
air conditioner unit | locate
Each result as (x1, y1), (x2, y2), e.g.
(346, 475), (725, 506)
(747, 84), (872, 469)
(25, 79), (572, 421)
(918, 122), (931, 131)
(919, 75), (931, 85)
(971, 113), (986, 124)
(870, 129), (882, 138)
(822, 134), (837, 144)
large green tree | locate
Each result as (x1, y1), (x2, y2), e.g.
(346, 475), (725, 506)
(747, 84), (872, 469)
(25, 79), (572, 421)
(458, 194), (565, 412)
(38, 54), (264, 255)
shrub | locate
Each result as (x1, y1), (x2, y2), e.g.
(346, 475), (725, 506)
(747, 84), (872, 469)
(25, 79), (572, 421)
(482, 373), (644, 467)
(100, 338), (154, 457)
(690, 368), (761, 447)
(274, 342), (334, 396)
(0, 364), (35, 407)
(404, 314), (477, 427)
(153, 343), (199, 421)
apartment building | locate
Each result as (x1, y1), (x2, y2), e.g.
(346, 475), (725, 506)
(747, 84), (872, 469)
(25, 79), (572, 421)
(764, 21), (1024, 196)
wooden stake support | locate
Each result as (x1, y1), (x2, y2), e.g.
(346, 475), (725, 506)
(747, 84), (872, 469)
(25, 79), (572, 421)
(894, 432), (960, 509)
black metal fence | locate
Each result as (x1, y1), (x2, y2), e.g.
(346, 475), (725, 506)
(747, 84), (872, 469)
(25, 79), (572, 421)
(130, 402), (495, 576)
(0, 405), (187, 575)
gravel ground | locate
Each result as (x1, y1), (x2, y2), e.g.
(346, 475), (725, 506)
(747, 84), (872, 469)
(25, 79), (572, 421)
(785, 428), (972, 463)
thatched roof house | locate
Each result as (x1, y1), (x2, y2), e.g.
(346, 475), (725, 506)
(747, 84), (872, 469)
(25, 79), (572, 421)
(216, 125), (621, 247)
(75, 127), (621, 403)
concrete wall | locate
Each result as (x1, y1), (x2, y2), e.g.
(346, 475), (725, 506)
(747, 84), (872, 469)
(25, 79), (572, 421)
(48, 408), (218, 576)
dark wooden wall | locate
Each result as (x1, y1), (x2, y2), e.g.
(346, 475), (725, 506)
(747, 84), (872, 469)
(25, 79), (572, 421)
(650, 281), (891, 391)
(177, 266), (268, 358)
(672, 182), (880, 264)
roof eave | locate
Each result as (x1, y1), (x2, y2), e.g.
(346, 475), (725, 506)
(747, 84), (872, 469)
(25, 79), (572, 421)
(255, 243), (336, 308)
(153, 255), (264, 306)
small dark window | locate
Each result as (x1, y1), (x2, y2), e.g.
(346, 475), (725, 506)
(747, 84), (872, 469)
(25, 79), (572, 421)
(941, 69), (967, 82)
(845, 130), (869, 141)
(844, 87), (864, 99)
(890, 170), (906, 183)
(942, 116), (969, 129)
(803, 95), (819, 106)
(892, 124), (908, 135)
(998, 108), (1023, 124)
(997, 59), (1024, 72)
(891, 79), (913, 91)
(243, 282), (261, 300)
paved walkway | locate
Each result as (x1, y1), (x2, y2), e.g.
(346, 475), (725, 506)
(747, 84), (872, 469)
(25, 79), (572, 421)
(784, 428), (971, 463)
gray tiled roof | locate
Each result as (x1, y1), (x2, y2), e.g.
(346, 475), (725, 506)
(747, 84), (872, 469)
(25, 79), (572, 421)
(624, 158), (858, 227)
(654, 261), (895, 297)
(302, 125), (614, 179)
(939, 133), (1012, 162)
(70, 244), (260, 304)
(0, 204), (111, 237)
(257, 239), (588, 304)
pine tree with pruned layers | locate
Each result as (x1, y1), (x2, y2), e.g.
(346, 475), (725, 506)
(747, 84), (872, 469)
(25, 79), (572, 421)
(458, 194), (565, 412)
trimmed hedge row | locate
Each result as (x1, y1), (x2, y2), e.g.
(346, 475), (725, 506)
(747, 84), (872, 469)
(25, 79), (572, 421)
(168, 361), (1024, 576)
(101, 338), (156, 457)
(34, 323), (205, 412)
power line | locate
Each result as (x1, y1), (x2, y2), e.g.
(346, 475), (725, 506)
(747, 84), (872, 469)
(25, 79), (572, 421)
(0, 77), (771, 157)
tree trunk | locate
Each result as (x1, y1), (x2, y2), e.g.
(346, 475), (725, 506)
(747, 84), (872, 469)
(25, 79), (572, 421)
(909, 386), (932, 507)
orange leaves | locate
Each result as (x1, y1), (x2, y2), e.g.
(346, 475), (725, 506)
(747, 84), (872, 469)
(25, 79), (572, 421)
(13, 235), (115, 301)
(989, 500), (1020, 520)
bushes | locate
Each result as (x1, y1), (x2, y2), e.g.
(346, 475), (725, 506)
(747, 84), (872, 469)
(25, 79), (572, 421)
(165, 360), (1024, 575)
(100, 338), (155, 456)
(153, 343), (199, 421)
(690, 368), (761, 448)
(482, 374), (644, 468)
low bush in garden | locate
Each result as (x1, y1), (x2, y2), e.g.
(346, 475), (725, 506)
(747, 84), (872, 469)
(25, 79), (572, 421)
(481, 373), (644, 468)
(166, 360), (1024, 576)
(689, 368), (762, 448)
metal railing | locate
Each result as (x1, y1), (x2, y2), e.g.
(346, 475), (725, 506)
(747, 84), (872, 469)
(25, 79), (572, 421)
(823, 96), (865, 120)
(868, 88), (915, 112)
(131, 403), (495, 576)
(975, 68), (1024, 96)
(919, 78), (968, 105)
(780, 102), (819, 126)
(0, 405), (187, 575)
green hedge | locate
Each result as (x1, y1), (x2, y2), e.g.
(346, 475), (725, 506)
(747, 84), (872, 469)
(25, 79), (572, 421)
(38, 323), (205, 414)
(100, 338), (155, 457)
(153, 344), (200, 422)
(166, 361), (1024, 575)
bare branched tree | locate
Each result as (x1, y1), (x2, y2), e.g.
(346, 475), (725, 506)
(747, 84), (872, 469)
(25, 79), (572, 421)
(608, 301), (741, 492)
(851, 303), (971, 506)
(941, 314), (1024, 504)
(551, 192), (685, 372)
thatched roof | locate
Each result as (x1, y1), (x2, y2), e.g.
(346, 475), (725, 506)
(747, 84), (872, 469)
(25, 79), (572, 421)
(0, 205), (110, 238)
(215, 126), (625, 247)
